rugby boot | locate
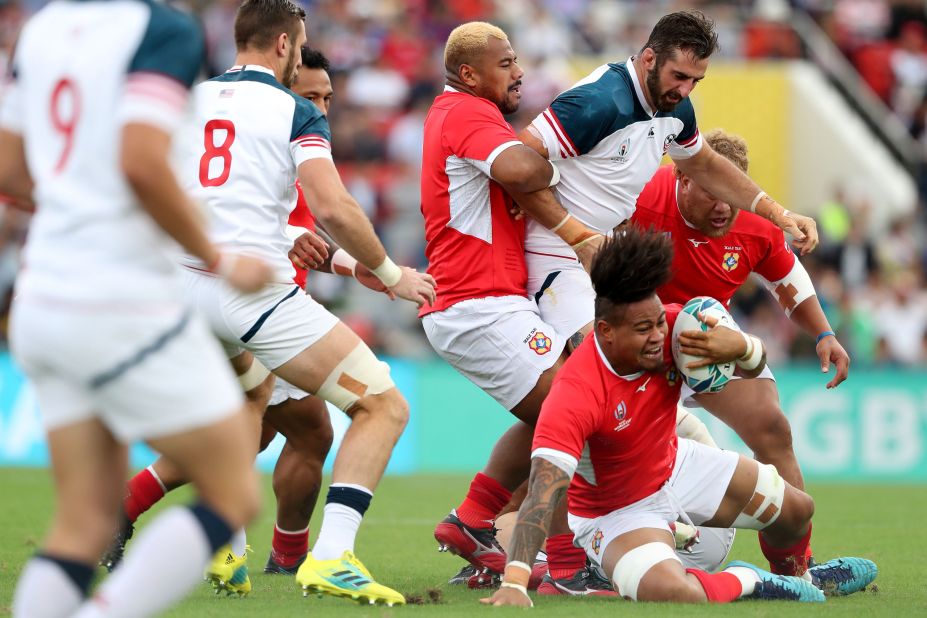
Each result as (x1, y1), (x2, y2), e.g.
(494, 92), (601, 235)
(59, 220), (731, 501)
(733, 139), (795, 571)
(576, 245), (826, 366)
(808, 557), (877, 596)
(205, 545), (249, 595)
(726, 560), (825, 602)
(536, 563), (618, 596)
(434, 509), (506, 572)
(296, 550), (405, 606)
(448, 564), (479, 585)
(99, 515), (134, 572)
(264, 550), (306, 575)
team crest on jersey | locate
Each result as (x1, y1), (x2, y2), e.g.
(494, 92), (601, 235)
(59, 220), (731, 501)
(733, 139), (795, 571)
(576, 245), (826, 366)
(526, 330), (552, 355)
(613, 401), (631, 432)
(722, 252), (740, 272)
(592, 530), (604, 555)
(666, 367), (678, 387)
(663, 133), (677, 154)
(614, 138), (631, 163)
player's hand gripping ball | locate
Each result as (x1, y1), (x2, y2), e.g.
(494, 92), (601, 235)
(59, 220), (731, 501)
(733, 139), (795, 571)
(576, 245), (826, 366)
(672, 296), (737, 393)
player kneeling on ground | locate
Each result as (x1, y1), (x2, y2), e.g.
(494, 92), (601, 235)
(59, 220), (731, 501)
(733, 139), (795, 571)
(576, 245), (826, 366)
(483, 227), (876, 606)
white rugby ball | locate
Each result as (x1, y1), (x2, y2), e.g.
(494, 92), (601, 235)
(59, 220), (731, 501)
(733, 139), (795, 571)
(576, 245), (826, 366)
(672, 296), (737, 393)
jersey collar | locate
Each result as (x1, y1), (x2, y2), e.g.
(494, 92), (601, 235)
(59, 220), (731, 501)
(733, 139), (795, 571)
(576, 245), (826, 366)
(674, 179), (701, 231)
(627, 56), (655, 118)
(444, 85), (460, 93)
(594, 332), (643, 381)
(227, 64), (275, 77)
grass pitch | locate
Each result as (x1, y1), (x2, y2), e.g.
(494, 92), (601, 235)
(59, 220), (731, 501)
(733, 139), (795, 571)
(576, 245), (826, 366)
(0, 469), (923, 616)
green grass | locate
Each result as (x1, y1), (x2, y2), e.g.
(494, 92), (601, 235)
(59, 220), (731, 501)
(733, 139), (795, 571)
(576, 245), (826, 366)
(1, 469), (924, 616)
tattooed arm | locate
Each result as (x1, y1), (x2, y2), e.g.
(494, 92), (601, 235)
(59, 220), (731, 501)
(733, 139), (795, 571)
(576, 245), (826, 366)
(481, 457), (571, 607)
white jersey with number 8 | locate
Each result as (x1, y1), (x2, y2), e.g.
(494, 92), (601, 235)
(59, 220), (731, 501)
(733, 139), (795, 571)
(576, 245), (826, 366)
(177, 65), (333, 283)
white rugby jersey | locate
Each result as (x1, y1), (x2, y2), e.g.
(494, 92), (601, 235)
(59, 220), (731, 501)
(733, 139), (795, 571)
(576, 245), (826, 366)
(526, 57), (703, 256)
(1, 0), (203, 302)
(177, 65), (332, 282)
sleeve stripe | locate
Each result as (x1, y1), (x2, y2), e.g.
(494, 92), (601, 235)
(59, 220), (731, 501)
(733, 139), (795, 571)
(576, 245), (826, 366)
(531, 447), (578, 477)
(677, 128), (700, 147)
(125, 72), (187, 110)
(486, 140), (522, 166)
(542, 109), (578, 158)
(294, 135), (331, 150)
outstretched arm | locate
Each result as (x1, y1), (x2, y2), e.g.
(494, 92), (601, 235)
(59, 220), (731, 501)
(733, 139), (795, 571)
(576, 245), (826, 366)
(675, 146), (818, 255)
(789, 298), (849, 388)
(482, 457), (570, 607)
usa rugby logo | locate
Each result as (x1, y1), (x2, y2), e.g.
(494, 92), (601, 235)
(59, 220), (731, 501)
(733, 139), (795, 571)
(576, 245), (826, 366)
(528, 331), (552, 355)
(721, 252), (740, 272)
(663, 133), (677, 154)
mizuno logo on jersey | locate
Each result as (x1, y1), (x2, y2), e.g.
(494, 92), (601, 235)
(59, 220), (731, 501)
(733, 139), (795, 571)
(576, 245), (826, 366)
(637, 376), (652, 392)
(688, 239), (709, 247)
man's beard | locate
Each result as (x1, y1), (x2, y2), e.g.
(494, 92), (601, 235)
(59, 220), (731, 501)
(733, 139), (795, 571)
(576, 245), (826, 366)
(645, 66), (681, 113)
(281, 50), (298, 89)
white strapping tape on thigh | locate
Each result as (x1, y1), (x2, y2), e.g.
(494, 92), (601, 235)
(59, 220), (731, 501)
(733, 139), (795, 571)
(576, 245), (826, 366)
(238, 358), (271, 391)
(732, 462), (785, 530)
(316, 342), (394, 411)
(675, 404), (718, 448)
(612, 542), (681, 601)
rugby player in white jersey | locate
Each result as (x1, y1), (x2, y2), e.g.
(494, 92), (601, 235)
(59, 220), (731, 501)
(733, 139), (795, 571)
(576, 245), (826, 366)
(0, 0), (273, 615)
(176, 0), (435, 606)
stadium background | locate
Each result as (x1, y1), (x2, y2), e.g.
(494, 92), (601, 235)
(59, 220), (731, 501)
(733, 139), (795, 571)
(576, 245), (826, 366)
(0, 0), (926, 484)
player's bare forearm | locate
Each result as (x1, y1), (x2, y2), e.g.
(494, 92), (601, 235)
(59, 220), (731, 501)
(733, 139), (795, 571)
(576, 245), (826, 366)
(0, 129), (35, 207)
(506, 186), (567, 229)
(789, 296), (832, 342)
(676, 146), (761, 213)
(491, 144), (557, 193)
(506, 458), (570, 568)
(792, 296), (850, 387)
(298, 158), (388, 270)
(121, 123), (217, 265)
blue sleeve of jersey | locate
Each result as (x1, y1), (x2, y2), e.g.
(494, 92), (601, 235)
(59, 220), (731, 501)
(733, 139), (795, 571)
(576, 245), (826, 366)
(673, 98), (698, 145)
(548, 83), (625, 156)
(127, 1), (204, 87)
(291, 98), (332, 142)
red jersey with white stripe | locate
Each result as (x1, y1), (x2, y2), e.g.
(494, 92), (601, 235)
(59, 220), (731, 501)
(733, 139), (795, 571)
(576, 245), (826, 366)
(288, 182), (316, 288)
(419, 88), (527, 316)
(532, 305), (683, 517)
(633, 165), (796, 307)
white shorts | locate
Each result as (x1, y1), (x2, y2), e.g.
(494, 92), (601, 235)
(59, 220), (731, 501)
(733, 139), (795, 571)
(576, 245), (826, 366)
(268, 378), (311, 407)
(9, 296), (242, 443)
(680, 365), (776, 407)
(181, 270), (339, 370)
(421, 296), (565, 411)
(526, 252), (594, 339)
(569, 439), (739, 570)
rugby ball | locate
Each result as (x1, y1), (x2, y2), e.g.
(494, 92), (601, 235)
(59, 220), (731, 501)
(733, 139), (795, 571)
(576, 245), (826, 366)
(672, 296), (737, 393)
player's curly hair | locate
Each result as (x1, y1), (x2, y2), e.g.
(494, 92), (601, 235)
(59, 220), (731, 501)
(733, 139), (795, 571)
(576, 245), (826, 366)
(591, 225), (674, 322)
(641, 10), (718, 68)
(704, 129), (748, 173)
(235, 0), (306, 52)
(301, 47), (330, 73)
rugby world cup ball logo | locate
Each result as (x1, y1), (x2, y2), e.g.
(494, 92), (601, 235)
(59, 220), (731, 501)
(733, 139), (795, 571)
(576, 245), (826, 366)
(528, 331), (552, 355)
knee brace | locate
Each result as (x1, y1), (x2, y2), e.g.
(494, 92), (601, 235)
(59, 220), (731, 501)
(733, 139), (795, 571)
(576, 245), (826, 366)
(612, 542), (681, 601)
(732, 462), (785, 530)
(316, 343), (394, 411)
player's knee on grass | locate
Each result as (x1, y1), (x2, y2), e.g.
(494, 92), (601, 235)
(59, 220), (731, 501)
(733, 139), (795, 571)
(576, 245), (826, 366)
(770, 486), (814, 540)
(611, 542), (687, 601)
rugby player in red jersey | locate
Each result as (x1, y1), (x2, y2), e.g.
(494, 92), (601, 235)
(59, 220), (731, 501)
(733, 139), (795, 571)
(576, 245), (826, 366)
(483, 227), (875, 607)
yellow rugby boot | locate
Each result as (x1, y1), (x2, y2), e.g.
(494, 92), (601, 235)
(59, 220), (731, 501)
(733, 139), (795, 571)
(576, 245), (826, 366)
(205, 545), (251, 596)
(296, 550), (405, 606)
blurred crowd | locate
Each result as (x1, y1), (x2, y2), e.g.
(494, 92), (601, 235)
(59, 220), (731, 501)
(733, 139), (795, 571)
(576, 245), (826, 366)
(0, 0), (925, 366)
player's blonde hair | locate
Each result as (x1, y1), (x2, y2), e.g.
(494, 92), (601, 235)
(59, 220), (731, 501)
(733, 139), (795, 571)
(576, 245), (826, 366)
(444, 21), (509, 74)
(704, 129), (749, 172)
